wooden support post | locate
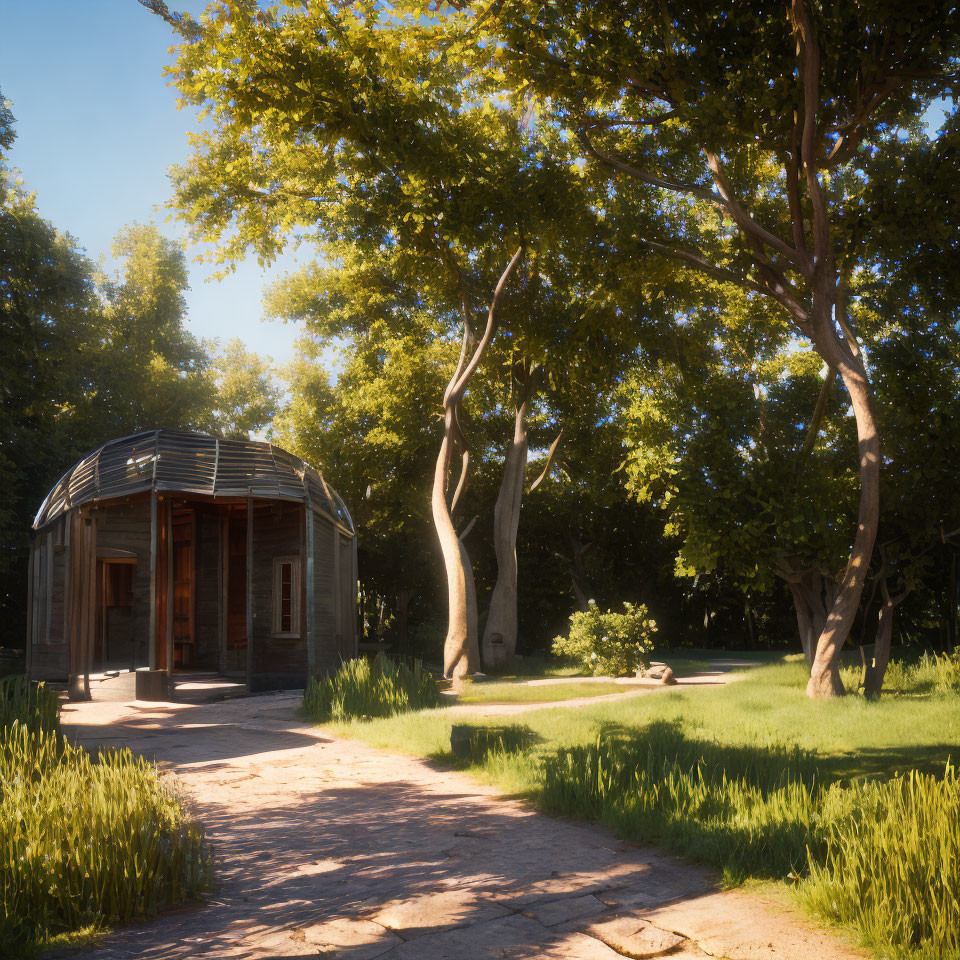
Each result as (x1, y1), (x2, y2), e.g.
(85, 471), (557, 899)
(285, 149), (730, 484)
(305, 505), (315, 676)
(166, 502), (174, 690)
(148, 491), (158, 669)
(333, 528), (342, 655)
(351, 534), (359, 657)
(84, 517), (96, 699)
(25, 542), (35, 678)
(246, 497), (254, 692)
(219, 512), (227, 676)
(62, 517), (71, 655)
(45, 531), (54, 645)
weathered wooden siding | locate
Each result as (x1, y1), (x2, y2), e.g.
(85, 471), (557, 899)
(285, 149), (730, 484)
(95, 499), (152, 671)
(29, 520), (69, 680)
(194, 504), (221, 669)
(312, 511), (339, 674)
(249, 501), (306, 690)
(338, 534), (356, 661)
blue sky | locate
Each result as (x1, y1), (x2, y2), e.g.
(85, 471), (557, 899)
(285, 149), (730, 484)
(0, 0), (305, 364)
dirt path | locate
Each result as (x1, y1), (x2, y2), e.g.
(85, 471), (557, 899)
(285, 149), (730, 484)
(60, 693), (866, 960)
(443, 658), (749, 716)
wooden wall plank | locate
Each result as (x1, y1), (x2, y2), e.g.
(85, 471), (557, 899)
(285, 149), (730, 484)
(25, 542), (35, 677)
(305, 504), (315, 676)
(44, 531), (54, 645)
(148, 491), (158, 669)
(246, 497), (254, 690)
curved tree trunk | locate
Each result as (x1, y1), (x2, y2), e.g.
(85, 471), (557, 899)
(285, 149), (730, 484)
(434, 413), (480, 678)
(806, 350), (880, 698)
(433, 247), (523, 678)
(786, 568), (838, 666)
(481, 395), (529, 668)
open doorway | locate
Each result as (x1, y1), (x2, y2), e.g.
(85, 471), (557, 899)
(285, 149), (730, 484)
(95, 556), (137, 671)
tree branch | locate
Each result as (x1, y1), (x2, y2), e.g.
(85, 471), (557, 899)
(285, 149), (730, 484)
(528, 427), (564, 494)
(136, 0), (201, 38)
(705, 152), (801, 265)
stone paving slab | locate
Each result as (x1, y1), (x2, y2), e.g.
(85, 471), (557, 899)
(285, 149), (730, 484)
(59, 692), (869, 960)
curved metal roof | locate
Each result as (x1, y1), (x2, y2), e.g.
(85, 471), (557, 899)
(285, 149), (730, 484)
(34, 430), (354, 534)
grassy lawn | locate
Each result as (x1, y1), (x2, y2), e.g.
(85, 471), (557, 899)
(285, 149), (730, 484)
(454, 678), (626, 704)
(325, 653), (960, 960)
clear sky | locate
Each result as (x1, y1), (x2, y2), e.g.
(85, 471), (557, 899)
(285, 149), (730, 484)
(0, 0), (304, 364)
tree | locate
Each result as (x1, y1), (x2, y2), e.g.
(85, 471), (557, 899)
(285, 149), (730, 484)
(473, 0), (960, 696)
(148, 0), (575, 676)
(94, 223), (211, 435)
(270, 260), (459, 659)
(618, 285), (859, 664)
(204, 337), (280, 438)
(0, 148), (100, 640)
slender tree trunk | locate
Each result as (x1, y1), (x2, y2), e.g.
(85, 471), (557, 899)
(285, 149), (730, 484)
(786, 568), (837, 666)
(481, 395), (529, 668)
(432, 247), (524, 678)
(863, 597), (894, 698)
(433, 421), (479, 678)
(806, 348), (880, 698)
(568, 535), (592, 612)
(395, 588), (410, 656)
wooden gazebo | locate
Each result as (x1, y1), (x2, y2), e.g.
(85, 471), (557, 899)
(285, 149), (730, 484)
(26, 430), (357, 696)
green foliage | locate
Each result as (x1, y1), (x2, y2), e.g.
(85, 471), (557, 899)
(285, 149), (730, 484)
(552, 600), (657, 676)
(540, 722), (960, 958)
(0, 676), (59, 734)
(449, 723), (533, 764)
(540, 722), (823, 880)
(0, 682), (209, 950)
(303, 652), (443, 722)
(804, 767), (960, 960)
(204, 337), (281, 439)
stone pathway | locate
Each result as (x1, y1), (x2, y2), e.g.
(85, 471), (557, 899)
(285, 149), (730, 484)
(60, 693), (867, 960)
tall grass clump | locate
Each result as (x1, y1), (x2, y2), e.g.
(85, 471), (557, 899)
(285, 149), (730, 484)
(803, 765), (960, 960)
(0, 680), (210, 951)
(0, 674), (60, 732)
(540, 722), (824, 881)
(537, 719), (960, 959)
(304, 652), (443, 722)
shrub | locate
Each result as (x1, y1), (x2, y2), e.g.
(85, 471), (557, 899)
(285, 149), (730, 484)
(0, 682), (209, 950)
(303, 652), (443, 722)
(552, 600), (657, 676)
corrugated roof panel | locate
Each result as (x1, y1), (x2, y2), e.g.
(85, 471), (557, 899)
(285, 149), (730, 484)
(32, 430), (353, 534)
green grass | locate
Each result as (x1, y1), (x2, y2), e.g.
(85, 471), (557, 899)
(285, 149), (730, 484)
(455, 678), (627, 704)
(321, 655), (960, 960)
(303, 652), (443, 721)
(0, 676), (210, 953)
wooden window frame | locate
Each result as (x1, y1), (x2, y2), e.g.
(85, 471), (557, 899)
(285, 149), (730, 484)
(272, 555), (301, 638)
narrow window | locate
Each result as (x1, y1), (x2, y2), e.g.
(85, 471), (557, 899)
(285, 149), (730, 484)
(272, 556), (301, 636)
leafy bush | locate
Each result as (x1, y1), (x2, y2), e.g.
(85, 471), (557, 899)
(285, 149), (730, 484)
(1, 681), (209, 950)
(552, 600), (657, 676)
(539, 722), (960, 960)
(303, 652), (443, 722)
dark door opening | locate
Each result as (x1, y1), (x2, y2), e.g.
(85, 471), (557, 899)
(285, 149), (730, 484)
(172, 510), (196, 668)
(96, 558), (137, 671)
(225, 513), (247, 673)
